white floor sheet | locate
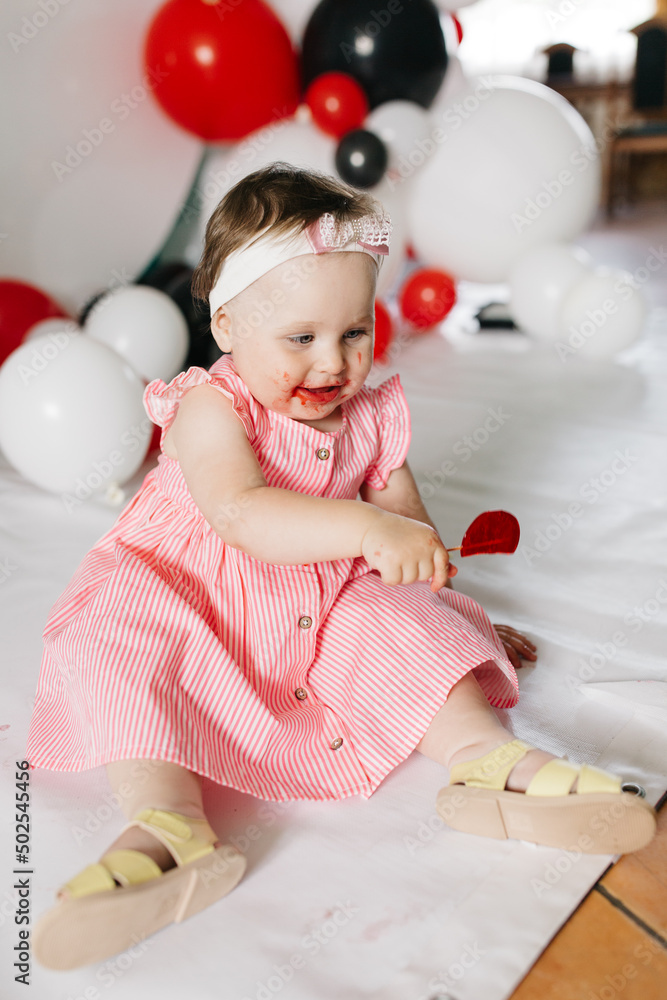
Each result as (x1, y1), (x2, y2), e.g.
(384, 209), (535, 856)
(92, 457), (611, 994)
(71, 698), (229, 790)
(1, 209), (666, 1000)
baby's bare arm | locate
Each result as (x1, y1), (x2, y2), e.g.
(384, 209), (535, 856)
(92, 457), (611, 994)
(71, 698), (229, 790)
(360, 460), (437, 528)
(170, 383), (382, 564)
(229, 488), (384, 563)
(360, 461), (456, 586)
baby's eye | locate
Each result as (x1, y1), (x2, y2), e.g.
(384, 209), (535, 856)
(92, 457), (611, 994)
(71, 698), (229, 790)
(288, 330), (368, 346)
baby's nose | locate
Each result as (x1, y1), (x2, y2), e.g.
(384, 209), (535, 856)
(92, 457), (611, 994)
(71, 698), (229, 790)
(315, 344), (345, 373)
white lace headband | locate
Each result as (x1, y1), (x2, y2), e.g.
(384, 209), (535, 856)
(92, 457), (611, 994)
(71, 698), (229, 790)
(208, 211), (393, 317)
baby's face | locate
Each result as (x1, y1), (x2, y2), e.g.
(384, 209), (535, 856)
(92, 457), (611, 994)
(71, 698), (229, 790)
(211, 252), (377, 423)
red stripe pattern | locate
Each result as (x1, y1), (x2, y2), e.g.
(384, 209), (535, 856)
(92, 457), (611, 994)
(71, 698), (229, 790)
(25, 356), (519, 802)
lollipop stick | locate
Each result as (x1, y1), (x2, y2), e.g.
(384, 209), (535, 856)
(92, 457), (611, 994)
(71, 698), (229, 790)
(447, 545), (462, 551)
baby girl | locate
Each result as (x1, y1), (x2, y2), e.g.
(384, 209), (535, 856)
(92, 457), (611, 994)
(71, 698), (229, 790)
(26, 161), (656, 970)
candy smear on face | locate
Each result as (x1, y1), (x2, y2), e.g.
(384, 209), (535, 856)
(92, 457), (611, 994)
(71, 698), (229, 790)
(448, 511), (521, 556)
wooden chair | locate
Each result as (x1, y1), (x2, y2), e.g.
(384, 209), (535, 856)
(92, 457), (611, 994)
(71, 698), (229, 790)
(606, 11), (667, 215)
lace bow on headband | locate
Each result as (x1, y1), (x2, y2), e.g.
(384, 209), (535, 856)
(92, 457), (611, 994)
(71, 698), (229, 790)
(305, 212), (392, 255)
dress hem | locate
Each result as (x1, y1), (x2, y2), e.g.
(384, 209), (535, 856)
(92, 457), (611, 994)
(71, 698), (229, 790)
(23, 744), (377, 803)
(23, 654), (519, 805)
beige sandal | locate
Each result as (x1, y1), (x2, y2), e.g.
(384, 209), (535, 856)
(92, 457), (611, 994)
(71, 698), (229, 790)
(32, 807), (246, 969)
(436, 739), (657, 854)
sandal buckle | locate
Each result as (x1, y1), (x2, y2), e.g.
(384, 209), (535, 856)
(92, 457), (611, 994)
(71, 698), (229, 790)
(621, 781), (646, 798)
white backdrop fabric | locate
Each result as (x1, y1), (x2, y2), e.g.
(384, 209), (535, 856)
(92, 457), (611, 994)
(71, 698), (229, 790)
(1, 287), (666, 1000)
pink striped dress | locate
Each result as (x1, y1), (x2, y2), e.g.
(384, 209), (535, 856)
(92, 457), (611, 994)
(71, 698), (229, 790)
(25, 354), (519, 802)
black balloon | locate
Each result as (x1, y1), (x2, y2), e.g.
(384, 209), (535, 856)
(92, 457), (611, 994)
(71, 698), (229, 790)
(335, 129), (388, 188)
(138, 261), (191, 295)
(301, 0), (448, 111)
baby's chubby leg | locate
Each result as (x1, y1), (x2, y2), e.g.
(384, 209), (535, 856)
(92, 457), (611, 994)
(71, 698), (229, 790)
(58, 759), (219, 898)
(106, 758), (208, 822)
(417, 669), (656, 854)
(35, 758), (246, 968)
(415, 670), (557, 792)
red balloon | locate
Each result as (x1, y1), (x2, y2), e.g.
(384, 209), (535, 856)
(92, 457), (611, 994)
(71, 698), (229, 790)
(399, 268), (457, 331)
(144, 0), (300, 141)
(373, 299), (393, 361)
(0, 280), (68, 366)
(305, 72), (369, 139)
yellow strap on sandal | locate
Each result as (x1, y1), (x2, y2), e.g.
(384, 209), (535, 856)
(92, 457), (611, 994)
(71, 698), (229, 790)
(525, 758), (580, 796)
(101, 850), (163, 888)
(63, 864), (117, 900)
(448, 738), (535, 790)
(62, 849), (162, 900)
(526, 759), (623, 796)
(573, 763), (622, 795)
(123, 808), (218, 867)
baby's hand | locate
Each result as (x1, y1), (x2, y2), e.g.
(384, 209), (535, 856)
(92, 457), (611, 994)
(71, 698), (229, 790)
(493, 624), (537, 669)
(361, 511), (457, 592)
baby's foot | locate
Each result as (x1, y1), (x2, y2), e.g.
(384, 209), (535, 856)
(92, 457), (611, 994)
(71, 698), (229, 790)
(448, 739), (577, 793)
(57, 812), (222, 900)
(439, 738), (656, 854)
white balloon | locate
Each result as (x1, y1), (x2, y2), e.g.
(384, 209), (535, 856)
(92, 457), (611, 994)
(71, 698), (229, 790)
(84, 286), (189, 383)
(408, 76), (601, 282)
(366, 177), (409, 299)
(430, 54), (471, 110)
(0, 0), (201, 314)
(365, 101), (433, 176)
(264, 0), (320, 43)
(186, 115), (336, 268)
(24, 318), (81, 343)
(509, 243), (593, 341)
(557, 267), (647, 359)
(0, 333), (150, 496)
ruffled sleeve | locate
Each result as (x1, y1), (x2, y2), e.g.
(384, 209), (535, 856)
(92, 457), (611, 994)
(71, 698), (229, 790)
(143, 364), (256, 455)
(363, 372), (412, 491)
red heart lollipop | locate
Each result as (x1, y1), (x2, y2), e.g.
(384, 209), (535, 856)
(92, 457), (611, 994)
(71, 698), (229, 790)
(448, 510), (520, 557)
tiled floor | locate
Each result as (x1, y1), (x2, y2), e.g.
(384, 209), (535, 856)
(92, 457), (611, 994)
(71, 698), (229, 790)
(518, 891), (666, 1000)
(510, 798), (667, 999)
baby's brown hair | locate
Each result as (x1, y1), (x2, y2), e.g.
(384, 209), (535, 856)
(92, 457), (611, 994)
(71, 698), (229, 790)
(191, 161), (387, 305)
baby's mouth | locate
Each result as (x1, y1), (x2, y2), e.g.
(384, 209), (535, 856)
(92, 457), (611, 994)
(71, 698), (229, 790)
(293, 384), (342, 404)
